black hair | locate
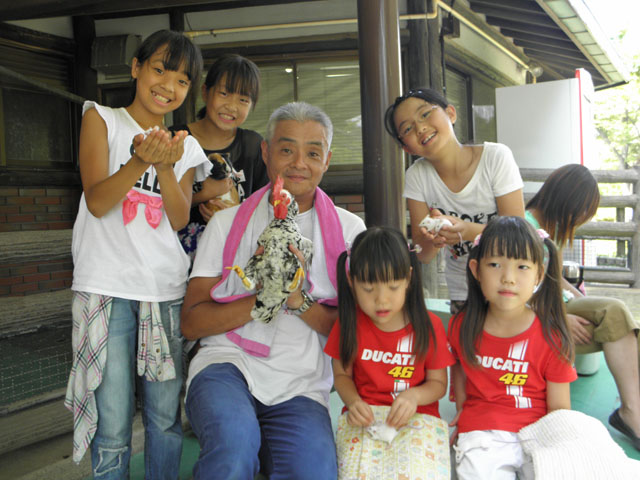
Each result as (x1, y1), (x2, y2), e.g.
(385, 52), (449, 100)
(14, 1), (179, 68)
(452, 216), (573, 367)
(526, 164), (600, 247)
(197, 54), (261, 119)
(336, 226), (436, 367)
(384, 87), (450, 145)
(129, 30), (203, 103)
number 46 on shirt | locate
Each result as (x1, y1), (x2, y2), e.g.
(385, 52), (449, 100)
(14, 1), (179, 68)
(499, 373), (529, 385)
(388, 366), (415, 379)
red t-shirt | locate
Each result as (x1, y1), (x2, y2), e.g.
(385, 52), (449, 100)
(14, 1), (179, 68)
(325, 309), (455, 418)
(448, 314), (577, 433)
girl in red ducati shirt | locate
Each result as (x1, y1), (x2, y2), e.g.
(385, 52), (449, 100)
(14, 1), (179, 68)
(325, 226), (455, 479)
(448, 216), (576, 480)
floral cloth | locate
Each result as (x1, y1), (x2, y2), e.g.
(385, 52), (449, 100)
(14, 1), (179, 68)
(336, 405), (450, 480)
(178, 221), (206, 261)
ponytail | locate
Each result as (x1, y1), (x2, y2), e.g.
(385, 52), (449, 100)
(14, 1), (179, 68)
(530, 237), (574, 363)
(404, 247), (435, 361)
(456, 244), (489, 366)
(337, 250), (358, 367)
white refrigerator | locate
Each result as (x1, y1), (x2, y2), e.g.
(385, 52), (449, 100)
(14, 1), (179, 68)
(496, 69), (596, 265)
(496, 68), (595, 193)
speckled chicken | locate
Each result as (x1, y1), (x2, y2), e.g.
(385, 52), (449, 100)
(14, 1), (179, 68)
(228, 176), (313, 323)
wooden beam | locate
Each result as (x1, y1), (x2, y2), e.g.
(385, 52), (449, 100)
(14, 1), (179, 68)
(524, 192), (639, 209)
(0, 22), (75, 55)
(513, 38), (583, 56)
(0, 0), (323, 21)
(484, 17), (568, 40)
(576, 221), (637, 238)
(499, 28), (576, 49)
(473, 6), (554, 27)
(583, 269), (635, 285)
(518, 42), (591, 62)
(520, 167), (640, 183)
(470, 0), (542, 14)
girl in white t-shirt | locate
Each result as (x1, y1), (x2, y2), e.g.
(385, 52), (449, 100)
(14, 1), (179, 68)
(384, 88), (525, 312)
(65, 30), (208, 479)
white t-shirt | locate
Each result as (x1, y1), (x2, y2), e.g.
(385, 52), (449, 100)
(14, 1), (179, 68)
(187, 200), (365, 408)
(404, 142), (523, 300)
(72, 101), (210, 302)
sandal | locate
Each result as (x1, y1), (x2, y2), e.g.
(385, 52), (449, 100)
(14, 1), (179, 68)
(609, 408), (640, 451)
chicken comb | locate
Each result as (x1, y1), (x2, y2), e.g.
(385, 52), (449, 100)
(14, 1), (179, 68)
(273, 175), (284, 197)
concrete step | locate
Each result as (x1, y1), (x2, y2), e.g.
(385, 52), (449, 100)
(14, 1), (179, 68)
(0, 288), (72, 337)
(0, 396), (72, 458)
(0, 229), (72, 265)
(1, 407), (191, 480)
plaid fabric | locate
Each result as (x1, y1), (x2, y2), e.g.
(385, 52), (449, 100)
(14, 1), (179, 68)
(64, 294), (176, 463)
(136, 301), (176, 382)
(64, 292), (113, 463)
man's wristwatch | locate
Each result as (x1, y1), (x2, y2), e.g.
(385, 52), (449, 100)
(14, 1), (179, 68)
(287, 290), (314, 316)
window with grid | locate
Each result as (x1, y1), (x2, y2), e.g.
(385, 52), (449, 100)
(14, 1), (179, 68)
(0, 43), (75, 169)
(196, 58), (363, 166)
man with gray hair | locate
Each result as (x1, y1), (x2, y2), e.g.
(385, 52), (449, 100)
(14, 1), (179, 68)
(182, 102), (366, 479)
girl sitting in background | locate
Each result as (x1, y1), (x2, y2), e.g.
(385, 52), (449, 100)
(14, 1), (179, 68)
(526, 163), (640, 450)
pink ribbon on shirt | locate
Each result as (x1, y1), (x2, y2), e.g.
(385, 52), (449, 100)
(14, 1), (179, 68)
(122, 190), (163, 229)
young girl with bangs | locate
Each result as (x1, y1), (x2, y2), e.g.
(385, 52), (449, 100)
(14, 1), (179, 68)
(527, 164), (640, 451)
(448, 216), (576, 480)
(325, 226), (455, 479)
(384, 88), (524, 314)
(65, 30), (208, 479)
(170, 53), (268, 257)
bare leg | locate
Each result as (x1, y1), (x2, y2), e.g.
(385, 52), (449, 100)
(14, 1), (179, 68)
(603, 331), (640, 436)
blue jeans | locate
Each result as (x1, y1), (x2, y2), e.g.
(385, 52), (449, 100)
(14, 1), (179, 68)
(91, 297), (184, 480)
(185, 363), (337, 480)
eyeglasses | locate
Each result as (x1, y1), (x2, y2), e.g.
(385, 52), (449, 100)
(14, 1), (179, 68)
(397, 104), (438, 139)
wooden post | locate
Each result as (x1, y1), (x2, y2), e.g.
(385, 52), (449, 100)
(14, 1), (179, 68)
(72, 16), (97, 102)
(407, 0), (441, 297)
(616, 207), (626, 259)
(169, 9), (190, 126)
(427, 2), (443, 93)
(357, 0), (404, 230)
(407, 0), (429, 88)
(632, 167), (640, 287)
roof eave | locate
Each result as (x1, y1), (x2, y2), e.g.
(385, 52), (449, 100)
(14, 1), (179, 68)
(535, 0), (630, 89)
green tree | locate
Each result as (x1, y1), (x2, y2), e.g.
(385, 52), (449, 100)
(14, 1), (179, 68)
(594, 51), (640, 169)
